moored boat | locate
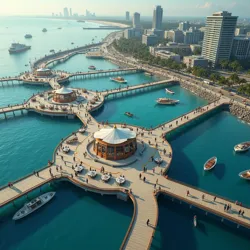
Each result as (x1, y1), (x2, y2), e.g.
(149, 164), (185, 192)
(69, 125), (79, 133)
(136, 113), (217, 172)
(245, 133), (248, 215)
(9, 43), (31, 54)
(13, 192), (55, 220)
(165, 88), (175, 95)
(110, 76), (127, 84)
(156, 98), (179, 105)
(204, 156), (217, 171)
(25, 34), (32, 39)
(234, 141), (250, 152)
(239, 170), (250, 180)
(125, 112), (133, 117)
(88, 65), (96, 70)
(193, 215), (197, 227)
(42, 28), (47, 32)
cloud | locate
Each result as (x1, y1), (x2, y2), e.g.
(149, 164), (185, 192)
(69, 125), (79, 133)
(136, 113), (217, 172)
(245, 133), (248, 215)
(196, 2), (212, 9)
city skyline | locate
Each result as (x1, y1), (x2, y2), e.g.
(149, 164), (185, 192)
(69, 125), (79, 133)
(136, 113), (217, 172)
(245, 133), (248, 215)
(0, 0), (249, 18)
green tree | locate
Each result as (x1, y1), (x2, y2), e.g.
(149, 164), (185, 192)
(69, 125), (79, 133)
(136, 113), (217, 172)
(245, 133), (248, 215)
(219, 59), (229, 70)
(229, 61), (241, 72)
(229, 73), (240, 85)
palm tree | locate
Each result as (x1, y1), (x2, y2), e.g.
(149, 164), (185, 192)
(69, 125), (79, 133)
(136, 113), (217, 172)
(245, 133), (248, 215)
(219, 59), (229, 70)
(229, 73), (240, 85)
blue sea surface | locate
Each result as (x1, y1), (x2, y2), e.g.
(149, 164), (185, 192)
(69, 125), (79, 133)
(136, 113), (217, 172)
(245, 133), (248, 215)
(0, 181), (133, 250)
(92, 84), (207, 128)
(168, 111), (250, 205)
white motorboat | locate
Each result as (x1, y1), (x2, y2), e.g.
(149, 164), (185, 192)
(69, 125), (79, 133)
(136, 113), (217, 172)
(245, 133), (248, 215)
(165, 88), (175, 95)
(234, 141), (250, 152)
(156, 98), (179, 105)
(62, 146), (70, 153)
(13, 192), (55, 220)
(88, 170), (97, 178)
(239, 170), (250, 180)
(78, 128), (86, 133)
(74, 165), (84, 173)
(25, 34), (32, 39)
(204, 156), (217, 171)
(154, 157), (163, 165)
(9, 43), (31, 54)
(101, 173), (111, 182)
(116, 176), (126, 185)
(110, 77), (127, 84)
(193, 215), (197, 227)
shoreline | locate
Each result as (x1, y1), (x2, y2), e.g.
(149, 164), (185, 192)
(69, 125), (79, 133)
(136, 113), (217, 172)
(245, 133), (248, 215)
(86, 19), (130, 28)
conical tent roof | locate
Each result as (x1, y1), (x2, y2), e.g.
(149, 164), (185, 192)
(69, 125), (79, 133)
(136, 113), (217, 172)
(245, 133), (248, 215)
(94, 127), (136, 144)
(55, 87), (73, 95)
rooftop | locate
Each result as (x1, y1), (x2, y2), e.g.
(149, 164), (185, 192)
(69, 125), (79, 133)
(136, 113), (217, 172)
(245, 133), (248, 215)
(55, 87), (73, 95)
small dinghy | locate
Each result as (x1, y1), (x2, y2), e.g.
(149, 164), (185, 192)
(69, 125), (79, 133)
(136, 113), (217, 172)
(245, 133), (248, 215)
(125, 112), (133, 117)
(234, 141), (250, 153)
(193, 215), (197, 227)
(165, 88), (175, 95)
(13, 192), (55, 220)
(204, 156), (217, 171)
(239, 170), (250, 180)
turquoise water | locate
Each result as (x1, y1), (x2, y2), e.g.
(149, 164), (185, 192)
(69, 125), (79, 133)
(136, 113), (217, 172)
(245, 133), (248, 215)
(0, 113), (81, 186)
(168, 111), (250, 205)
(0, 17), (112, 77)
(50, 54), (118, 73)
(151, 195), (249, 250)
(0, 84), (50, 107)
(0, 181), (133, 250)
(92, 85), (207, 128)
(65, 72), (159, 91)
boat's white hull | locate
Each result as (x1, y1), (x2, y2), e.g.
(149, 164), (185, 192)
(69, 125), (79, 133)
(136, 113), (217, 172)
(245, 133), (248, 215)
(203, 157), (217, 171)
(239, 170), (250, 180)
(110, 78), (127, 84)
(13, 192), (56, 220)
(194, 217), (197, 227)
(165, 88), (174, 95)
(234, 142), (250, 152)
(156, 100), (179, 105)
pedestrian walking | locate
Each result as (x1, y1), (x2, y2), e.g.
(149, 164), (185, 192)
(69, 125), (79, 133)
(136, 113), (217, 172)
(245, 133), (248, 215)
(202, 194), (205, 200)
(187, 190), (190, 197)
(156, 179), (158, 185)
(146, 219), (150, 226)
(214, 196), (216, 202)
(139, 173), (142, 179)
(241, 210), (245, 217)
(239, 209), (242, 216)
(224, 204), (227, 211)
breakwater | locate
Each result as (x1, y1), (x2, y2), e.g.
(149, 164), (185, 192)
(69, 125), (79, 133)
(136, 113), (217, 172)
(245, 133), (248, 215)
(229, 103), (250, 123)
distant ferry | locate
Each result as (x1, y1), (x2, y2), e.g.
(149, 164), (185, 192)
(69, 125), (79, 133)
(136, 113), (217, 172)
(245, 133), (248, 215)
(24, 34), (32, 39)
(88, 65), (96, 70)
(42, 28), (47, 32)
(13, 192), (56, 220)
(156, 98), (179, 105)
(9, 43), (31, 54)
(165, 88), (175, 95)
(110, 76), (127, 84)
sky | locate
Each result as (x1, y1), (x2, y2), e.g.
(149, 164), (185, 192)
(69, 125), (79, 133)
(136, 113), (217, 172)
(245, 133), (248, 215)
(0, 0), (249, 18)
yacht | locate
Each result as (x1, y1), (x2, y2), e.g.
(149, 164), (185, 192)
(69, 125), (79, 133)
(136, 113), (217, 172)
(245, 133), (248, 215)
(9, 43), (31, 54)
(88, 65), (96, 70)
(110, 76), (127, 84)
(42, 28), (47, 32)
(234, 142), (250, 152)
(125, 112), (133, 117)
(24, 34), (32, 39)
(204, 156), (217, 171)
(156, 98), (179, 105)
(165, 88), (175, 95)
(13, 192), (55, 220)
(239, 170), (250, 180)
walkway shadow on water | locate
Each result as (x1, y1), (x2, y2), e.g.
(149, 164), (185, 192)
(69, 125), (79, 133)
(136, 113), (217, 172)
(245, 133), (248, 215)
(212, 163), (225, 180)
(0, 181), (133, 249)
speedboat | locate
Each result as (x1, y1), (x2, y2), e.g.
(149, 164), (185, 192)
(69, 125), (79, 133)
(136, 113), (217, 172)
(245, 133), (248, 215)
(239, 170), (250, 180)
(116, 176), (126, 185)
(165, 88), (175, 95)
(101, 173), (111, 182)
(74, 165), (84, 173)
(110, 77), (127, 84)
(71, 42), (74, 44)
(88, 170), (97, 178)
(42, 28), (47, 32)
(25, 34), (32, 39)
(234, 142), (250, 153)
(154, 157), (163, 165)
(156, 98), (179, 105)
(13, 192), (55, 220)
(88, 65), (96, 70)
(125, 112), (133, 117)
(193, 215), (197, 227)
(78, 127), (86, 133)
(8, 43), (31, 54)
(62, 146), (70, 153)
(204, 156), (217, 171)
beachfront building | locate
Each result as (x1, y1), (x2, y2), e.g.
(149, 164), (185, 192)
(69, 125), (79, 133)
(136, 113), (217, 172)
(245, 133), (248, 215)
(93, 126), (137, 160)
(183, 56), (208, 68)
(153, 5), (163, 30)
(53, 87), (77, 103)
(34, 68), (53, 77)
(124, 28), (143, 39)
(202, 11), (238, 66)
